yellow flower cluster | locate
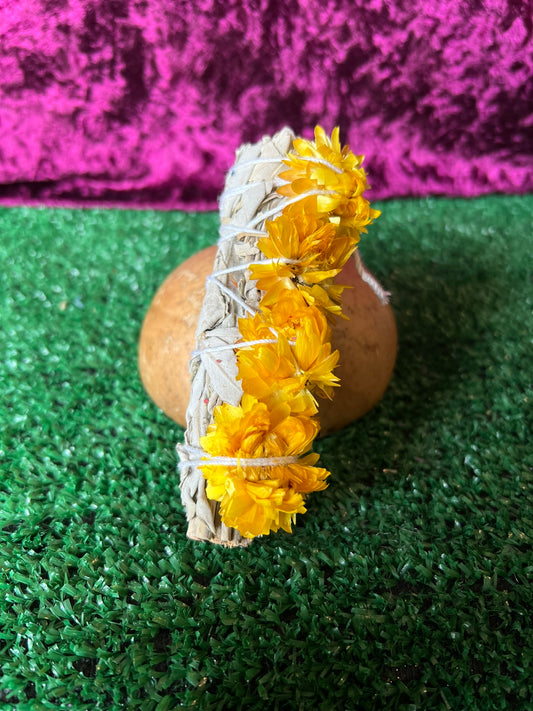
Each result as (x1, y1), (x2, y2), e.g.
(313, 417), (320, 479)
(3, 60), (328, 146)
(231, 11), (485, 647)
(199, 126), (379, 538)
(249, 206), (353, 319)
(201, 394), (328, 537)
(278, 126), (381, 239)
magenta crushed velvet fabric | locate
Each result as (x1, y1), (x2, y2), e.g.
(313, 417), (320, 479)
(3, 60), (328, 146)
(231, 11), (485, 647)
(0, 1), (531, 209)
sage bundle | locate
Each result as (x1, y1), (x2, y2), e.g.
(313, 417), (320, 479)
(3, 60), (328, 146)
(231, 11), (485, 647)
(177, 126), (382, 546)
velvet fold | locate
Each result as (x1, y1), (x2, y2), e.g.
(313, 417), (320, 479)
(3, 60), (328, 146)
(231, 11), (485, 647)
(0, 0), (531, 208)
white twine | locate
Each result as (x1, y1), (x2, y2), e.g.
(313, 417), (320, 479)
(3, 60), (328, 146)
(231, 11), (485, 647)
(178, 444), (299, 473)
(220, 183), (259, 200)
(194, 256), (306, 360)
(179, 455), (299, 471)
(361, 269), (390, 305)
(220, 179), (285, 201)
(191, 332), (299, 358)
(178, 455), (300, 473)
(210, 257), (301, 279)
(217, 189), (338, 244)
(227, 153), (344, 178)
(228, 157), (285, 175)
(194, 256), (301, 360)
(191, 338), (278, 357)
(296, 154), (344, 174)
(248, 189), (337, 227)
(205, 275), (258, 316)
(218, 226), (267, 240)
(353, 251), (390, 305)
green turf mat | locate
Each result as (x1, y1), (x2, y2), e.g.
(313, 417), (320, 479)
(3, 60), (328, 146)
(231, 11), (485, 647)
(1, 197), (532, 710)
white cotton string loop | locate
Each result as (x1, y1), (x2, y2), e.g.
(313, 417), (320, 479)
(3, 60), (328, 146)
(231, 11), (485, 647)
(217, 188), (338, 244)
(352, 251), (390, 305)
(296, 154), (344, 175)
(220, 179), (286, 201)
(225, 153), (345, 178)
(206, 275), (257, 316)
(191, 338), (278, 358)
(209, 262), (256, 277)
(178, 444), (300, 471)
(217, 228), (266, 244)
(178, 444), (206, 459)
(360, 269), (390, 305)
(203, 256), (303, 328)
(219, 225), (267, 239)
(220, 184), (257, 200)
(192, 332), (297, 358)
(228, 157), (286, 175)
(210, 257), (300, 279)
(246, 189), (337, 228)
(178, 454), (300, 472)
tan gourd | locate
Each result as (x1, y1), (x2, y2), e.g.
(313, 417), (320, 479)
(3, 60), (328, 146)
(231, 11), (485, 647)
(139, 244), (397, 436)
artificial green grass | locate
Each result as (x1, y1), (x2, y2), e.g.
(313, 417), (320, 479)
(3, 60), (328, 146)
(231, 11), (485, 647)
(0, 197), (531, 710)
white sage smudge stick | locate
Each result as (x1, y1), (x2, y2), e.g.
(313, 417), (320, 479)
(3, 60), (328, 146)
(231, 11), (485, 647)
(176, 127), (295, 546)
(176, 127), (389, 547)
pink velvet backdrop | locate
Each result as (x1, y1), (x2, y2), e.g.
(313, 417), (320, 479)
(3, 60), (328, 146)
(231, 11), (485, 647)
(0, 0), (531, 209)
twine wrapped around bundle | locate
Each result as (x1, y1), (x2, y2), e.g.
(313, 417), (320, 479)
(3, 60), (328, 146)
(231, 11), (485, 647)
(177, 128), (295, 546)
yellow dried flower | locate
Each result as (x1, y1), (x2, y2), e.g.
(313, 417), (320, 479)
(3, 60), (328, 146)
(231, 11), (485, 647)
(297, 282), (348, 321)
(278, 125), (381, 237)
(236, 335), (304, 402)
(199, 395), (329, 537)
(237, 323), (339, 401)
(254, 276), (346, 321)
(248, 205), (358, 316)
(292, 317), (340, 399)
(239, 288), (331, 344)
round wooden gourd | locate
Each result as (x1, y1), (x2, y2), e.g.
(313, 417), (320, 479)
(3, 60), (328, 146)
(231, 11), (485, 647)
(138, 244), (397, 436)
